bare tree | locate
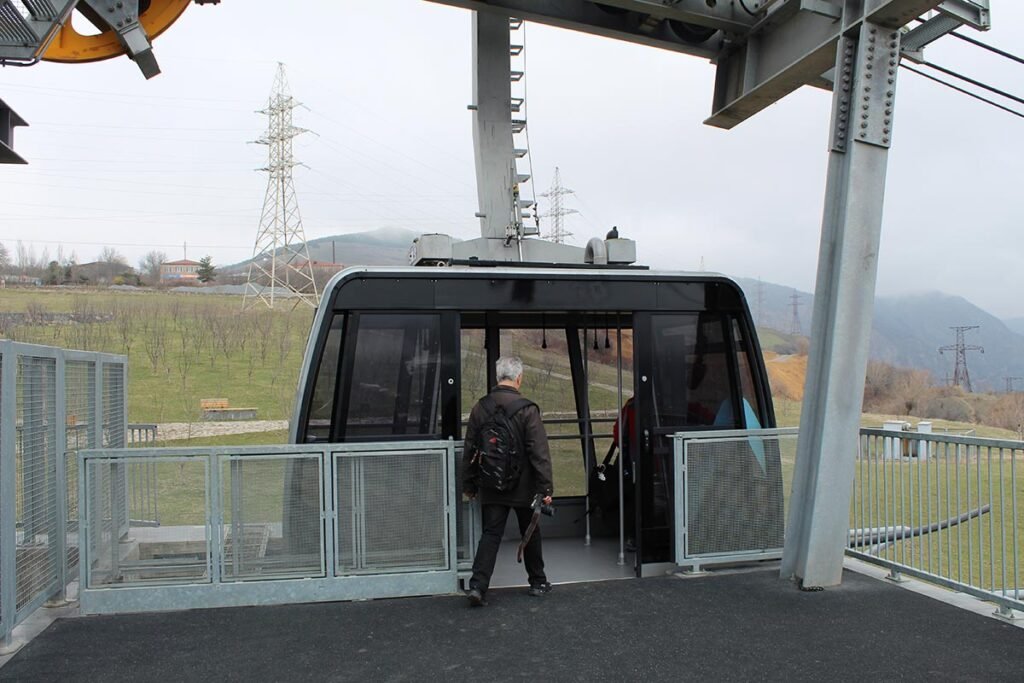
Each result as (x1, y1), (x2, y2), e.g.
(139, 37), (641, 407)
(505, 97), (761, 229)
(15, 241), (48, 275)
(138, 250), (168, 286)
(98, 246), (128, 266)
(0, 242), (10, 272)
(114, 303), (137, 357)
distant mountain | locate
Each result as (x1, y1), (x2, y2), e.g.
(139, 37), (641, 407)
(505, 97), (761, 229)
(1006, 318), (1024, 336)
(734, 278), (1024, 391)
(225, 227), (419, 271)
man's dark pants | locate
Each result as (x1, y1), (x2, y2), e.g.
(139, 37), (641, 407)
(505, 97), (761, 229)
(470, 503), (546, 594)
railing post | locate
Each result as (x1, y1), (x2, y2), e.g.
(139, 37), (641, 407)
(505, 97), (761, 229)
(994, 604), (1015, 621)
(209, 454), (222, 585)
(1, 343), (19, 652)
(322, 450), (335, 578)
(48, 351), (70, 606)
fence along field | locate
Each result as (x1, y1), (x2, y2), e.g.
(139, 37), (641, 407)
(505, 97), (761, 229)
(0, 289), (313, 423)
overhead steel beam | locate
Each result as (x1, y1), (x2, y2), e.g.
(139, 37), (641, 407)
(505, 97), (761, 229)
(0, 97), (27, 164)
(706, 0), (947, 129)
(901, 0), (989, 57)
(427, 0), (752, 59)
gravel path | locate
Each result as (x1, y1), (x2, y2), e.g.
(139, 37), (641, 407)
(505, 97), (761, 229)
(155, 420), (289, 442)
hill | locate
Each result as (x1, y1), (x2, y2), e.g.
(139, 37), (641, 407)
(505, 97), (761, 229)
(1006, 317), (1024, 336)
(224, 227), (419, 272)
(735, 277), (1024, 390)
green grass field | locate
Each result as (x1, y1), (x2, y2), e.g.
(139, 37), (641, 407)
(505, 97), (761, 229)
(1, 288), (313, 423)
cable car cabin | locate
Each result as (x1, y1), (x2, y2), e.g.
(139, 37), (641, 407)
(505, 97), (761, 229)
(289, 266), (782, 580)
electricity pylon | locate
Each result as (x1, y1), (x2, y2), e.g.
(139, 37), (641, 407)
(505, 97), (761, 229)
(244, 63), (319, 310)
(939, 325), (984, 392)
(540, 166), (577, 244)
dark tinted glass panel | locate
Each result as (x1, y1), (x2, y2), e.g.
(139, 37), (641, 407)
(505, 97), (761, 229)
(346, 314), (442, 438)
(650, 313), (735, 428)
(460, 327), (488, 432)
(731, 317), (764, 428)
(306, 314), (343, 442)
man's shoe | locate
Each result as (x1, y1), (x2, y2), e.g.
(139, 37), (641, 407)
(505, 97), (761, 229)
(467, 588), (486, 607)
(528, 582), (553, 597)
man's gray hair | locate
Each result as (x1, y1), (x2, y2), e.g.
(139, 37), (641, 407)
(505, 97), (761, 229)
(496, 356), (524, 382)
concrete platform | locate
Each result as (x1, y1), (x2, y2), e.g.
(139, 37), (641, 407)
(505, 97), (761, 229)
(4, 567), (1024, 681)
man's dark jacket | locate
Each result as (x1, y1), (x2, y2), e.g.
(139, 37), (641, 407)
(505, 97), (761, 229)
(462, 384), (554, 506)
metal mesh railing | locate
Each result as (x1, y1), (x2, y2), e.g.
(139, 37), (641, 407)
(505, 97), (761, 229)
(127, 424), (159, 526)
(222, 455), (323, 580)
(1, 343), (127, 647)
(86, 457), (209, 587)
(336, 451), (448, 574)
(674, 429), (794, 569)
(64, 360), (95, 577)
(15, 355), (59, 612)
(849, 429), (1024, 614)
(0, 352), (5, 643)
(77, 441), (456, 615)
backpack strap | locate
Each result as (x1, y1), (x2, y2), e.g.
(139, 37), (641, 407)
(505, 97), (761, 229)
(503, 397), (535, 418)
(478, 394), (499, 418)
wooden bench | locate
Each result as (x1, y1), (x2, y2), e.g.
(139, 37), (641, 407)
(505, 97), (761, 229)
(200, 398), (257, 421)
(200, 398), (230, 411)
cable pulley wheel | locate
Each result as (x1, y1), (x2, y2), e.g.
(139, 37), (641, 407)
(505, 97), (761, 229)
(42, 0), (191, 64)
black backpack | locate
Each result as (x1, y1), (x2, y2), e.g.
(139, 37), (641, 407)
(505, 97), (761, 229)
(472, 395), (534, 492)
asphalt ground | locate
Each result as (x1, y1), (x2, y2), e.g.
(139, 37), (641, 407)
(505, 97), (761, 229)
(3, 569), (1024, 682)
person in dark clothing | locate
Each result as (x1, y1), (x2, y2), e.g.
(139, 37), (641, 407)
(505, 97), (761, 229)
(606, 396), (637, 551)
(463, 356), (554, 606)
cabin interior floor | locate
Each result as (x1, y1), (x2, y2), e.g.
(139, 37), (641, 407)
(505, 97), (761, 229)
(489, 536), (634, 588)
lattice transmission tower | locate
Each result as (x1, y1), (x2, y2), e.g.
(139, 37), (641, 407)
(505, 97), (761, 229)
(244, 63), (318, 310)
(540, 166), (578, 244)
(789, 291), (803, 336)
(939, 325), (984, 392)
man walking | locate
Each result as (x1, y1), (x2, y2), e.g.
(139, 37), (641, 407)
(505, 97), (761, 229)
(463, 356), (554, 606)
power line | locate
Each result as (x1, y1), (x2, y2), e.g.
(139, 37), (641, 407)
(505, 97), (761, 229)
(900, 63), (1024, 119)
(918, 60), (1024, 106)
(950, 30), (1024, 66)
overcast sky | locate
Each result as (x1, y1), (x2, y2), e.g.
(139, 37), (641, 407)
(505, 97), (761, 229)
(1, 1), (1022, 317)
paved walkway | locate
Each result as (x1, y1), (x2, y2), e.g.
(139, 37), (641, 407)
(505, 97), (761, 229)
(154, 420), (288, 442)
(3, 569), (1024, 681)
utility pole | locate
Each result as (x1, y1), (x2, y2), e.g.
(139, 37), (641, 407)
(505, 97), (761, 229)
(244, 63), (318, 310)
(789, 291), (802, 337)
(539, 166), (578, 244)
(1005, 377), (1023, 393)
(938, 326), (984, 392)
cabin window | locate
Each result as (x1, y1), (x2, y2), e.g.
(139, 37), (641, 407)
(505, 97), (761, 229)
(460, 328), (488, 415)
(649, 313), (736, 428)
(306, 314), (344, 442)
(731, 318), (765, 428)
(344, 313), (442, 438)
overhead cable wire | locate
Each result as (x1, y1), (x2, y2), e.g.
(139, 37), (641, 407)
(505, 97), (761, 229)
(900, 63), (1024, 119)
(918, 60), (1024, 106)
(949, 30), (1024, 66)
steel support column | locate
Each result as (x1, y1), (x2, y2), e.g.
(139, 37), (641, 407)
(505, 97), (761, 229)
(782, 19), (902, 587)
(472, 11), (516, 242)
